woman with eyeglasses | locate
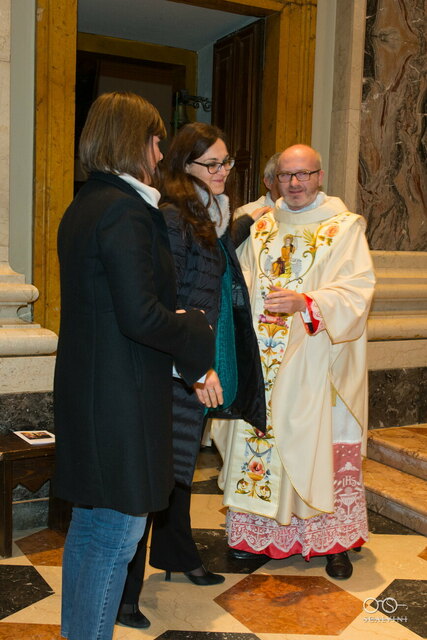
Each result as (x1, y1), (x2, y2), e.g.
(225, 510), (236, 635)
(117, 122), (266, 629)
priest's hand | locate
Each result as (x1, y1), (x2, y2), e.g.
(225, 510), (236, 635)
(265, 286), (306, 314)
(194, 369), (223, 408)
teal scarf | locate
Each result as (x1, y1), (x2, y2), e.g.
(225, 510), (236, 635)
(208, 240), (238, 412)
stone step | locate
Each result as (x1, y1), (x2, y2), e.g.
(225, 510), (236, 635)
(363, 458), (427, 536)
(367, 424), (427, 481)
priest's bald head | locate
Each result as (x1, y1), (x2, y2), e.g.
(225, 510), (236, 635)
(276, 145), (325, 211)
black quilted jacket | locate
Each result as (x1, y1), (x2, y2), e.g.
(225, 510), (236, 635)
(161, 203), (267, 485)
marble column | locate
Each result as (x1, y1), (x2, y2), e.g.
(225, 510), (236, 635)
(0, 0), (57, 424)
(1, 0), (57, 530)
(327, 0), (366, 210)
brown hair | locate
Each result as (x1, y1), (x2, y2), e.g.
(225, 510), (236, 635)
(79, 92), (166, 182)
(160, 122), (227, 248)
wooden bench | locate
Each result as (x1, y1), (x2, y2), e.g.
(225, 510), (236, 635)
(0, 432), (68, 558)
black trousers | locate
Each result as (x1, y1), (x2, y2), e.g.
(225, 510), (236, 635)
(121, 482), (201, 604)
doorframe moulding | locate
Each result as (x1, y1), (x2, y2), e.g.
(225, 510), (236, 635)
(77, 33), (198, 96)
(32, 0), (317, 334)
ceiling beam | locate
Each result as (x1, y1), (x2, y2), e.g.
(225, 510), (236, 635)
(167, 0), (284, 17)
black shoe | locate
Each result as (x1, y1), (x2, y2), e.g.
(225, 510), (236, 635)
(185, 565), (225, 586)
(165, 566), (225, 586)
(116, 603), (150, 629)
(325, 551), (353, 579)
(229, 548), (265, 560)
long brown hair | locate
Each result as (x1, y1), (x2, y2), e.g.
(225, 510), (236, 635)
(79, 92), (166, 183)
(160, 122), (227, 247)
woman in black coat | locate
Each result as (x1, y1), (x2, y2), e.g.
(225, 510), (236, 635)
(53, 94), (214, 640)
(119, 123), (266, 629)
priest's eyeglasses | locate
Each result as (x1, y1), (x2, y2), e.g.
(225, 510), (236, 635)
(191, 157), (235, 174)
(277, 169), (321, 183)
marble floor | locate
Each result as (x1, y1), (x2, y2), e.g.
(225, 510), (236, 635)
(0, 446), (426, 640)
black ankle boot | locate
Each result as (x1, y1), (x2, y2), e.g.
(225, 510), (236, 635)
(325, 551), (353, 579)
(116, 603), (150, 628)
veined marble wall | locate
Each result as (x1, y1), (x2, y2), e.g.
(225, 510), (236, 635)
(358, 0), (427, 250)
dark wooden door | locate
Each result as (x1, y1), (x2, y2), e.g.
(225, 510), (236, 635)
(74, 50), (187, 193)
(212, 20), (264, 212)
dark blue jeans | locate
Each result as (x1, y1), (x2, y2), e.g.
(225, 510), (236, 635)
(61, 506), (147, 640)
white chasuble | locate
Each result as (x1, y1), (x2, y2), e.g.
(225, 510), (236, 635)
(215, 196), (375, 525)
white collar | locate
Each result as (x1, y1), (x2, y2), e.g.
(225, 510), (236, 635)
(278, 191), (326, 213)
(194, 184), (231, 238)
(265, 192), (276, 207)
(118, 173), (161, 208)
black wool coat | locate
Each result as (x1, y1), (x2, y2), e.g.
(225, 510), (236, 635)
(53, 173), (214, 515)
(161, 204), (266, 486)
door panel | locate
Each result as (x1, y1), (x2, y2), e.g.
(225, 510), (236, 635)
(212, 20), (264, 212)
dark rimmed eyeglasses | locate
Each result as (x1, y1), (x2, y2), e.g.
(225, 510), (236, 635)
(276, 169), (321, 183)
(191, 157), (235, 174)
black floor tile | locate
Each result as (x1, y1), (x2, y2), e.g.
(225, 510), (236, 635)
(193, 529), (269, 574)
(0, 566), (54, 619)
(368, 579), (427, 638)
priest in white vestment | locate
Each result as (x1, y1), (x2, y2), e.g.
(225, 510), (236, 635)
(214, 144), (376, 579)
